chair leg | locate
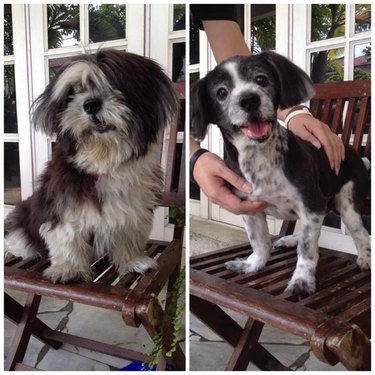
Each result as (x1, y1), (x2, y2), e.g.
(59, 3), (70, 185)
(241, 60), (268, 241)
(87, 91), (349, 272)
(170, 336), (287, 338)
(225, 318), (264, 371)
(190, 295), (243, 346)
(5, 293), (42, 370)
(191, 295), (289, 371)
(5, 292), (63, 350)
(136, 295), (186, 371)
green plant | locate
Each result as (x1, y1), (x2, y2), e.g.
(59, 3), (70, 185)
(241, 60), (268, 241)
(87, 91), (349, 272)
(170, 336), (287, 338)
(169, 204), (185, 228)
(146, 267), (186, 369)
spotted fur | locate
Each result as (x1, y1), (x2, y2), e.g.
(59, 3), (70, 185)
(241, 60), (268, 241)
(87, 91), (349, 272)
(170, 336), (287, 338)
(191, 52), (370, 294)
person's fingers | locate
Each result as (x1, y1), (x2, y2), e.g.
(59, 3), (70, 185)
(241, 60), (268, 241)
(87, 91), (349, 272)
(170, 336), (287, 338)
(220, 166), (252, 194)
(217, 189), (268, 215)
(304, 121), (345, 175)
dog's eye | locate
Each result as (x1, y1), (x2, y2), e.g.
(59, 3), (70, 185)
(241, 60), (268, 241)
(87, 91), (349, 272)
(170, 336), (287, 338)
(255, 75), (269, 87)
(216, 88), (228, 100)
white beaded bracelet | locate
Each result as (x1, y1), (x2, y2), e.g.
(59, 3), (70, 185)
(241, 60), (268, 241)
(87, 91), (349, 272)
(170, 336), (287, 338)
(284, 107), (313, 128)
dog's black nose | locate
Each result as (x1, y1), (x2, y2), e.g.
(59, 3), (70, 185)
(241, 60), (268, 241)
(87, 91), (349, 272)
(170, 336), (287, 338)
(239, 93), (260, 111)
(83, 98), (102, 115)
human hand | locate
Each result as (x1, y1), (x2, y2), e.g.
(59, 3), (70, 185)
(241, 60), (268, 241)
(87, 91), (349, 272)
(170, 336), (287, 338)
(287, 114), (345, 175)
(192, 151), (268, 215)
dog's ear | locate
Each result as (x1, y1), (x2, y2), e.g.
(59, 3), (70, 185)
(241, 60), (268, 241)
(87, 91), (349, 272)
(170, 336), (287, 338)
(31, 75), (72, 137)
(96, 50), (178, 153)
(190, 76), (215, 141)
(260, 51), (315, 109)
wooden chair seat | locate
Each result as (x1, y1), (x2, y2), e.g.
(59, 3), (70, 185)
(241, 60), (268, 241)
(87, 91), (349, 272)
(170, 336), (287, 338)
(5, 240), (182, 370)
(5, 82), (186, 371)
(191, 241), (370, 370)
(190, 79), (371, 371)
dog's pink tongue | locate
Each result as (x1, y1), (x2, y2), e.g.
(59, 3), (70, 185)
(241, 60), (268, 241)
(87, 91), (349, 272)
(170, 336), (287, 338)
(241, 121), (272, 140)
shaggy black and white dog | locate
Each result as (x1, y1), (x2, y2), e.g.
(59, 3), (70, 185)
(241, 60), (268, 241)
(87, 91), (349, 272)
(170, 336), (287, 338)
(5, 49), (178, 283)
(191, 51), (370, 294)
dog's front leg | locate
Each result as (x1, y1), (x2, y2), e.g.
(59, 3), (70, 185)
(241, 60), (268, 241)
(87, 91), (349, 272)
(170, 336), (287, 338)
(286, 213), (324, 295)
(40, 222), (93, 283)
(226, 213), (271, 273)
(108, 228), (157, 275)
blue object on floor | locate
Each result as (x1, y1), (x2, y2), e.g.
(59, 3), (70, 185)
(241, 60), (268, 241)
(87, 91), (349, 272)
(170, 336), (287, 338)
(120, 362), (156, 371)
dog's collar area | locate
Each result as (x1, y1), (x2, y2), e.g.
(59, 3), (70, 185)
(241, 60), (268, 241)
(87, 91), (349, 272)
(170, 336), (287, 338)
(90, 173), (101, 181)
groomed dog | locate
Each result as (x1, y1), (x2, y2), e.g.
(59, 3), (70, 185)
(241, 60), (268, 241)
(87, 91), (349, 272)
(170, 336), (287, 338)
(191, 51), (370, 294)
(5, 49), (178, 283)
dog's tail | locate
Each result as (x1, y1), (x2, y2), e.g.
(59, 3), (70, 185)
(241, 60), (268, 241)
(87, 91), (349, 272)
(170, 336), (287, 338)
(362, 157), (371, 171)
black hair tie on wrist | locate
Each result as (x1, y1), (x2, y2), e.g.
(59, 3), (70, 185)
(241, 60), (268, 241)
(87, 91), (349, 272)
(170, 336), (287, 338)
(190, 148), (209, 184)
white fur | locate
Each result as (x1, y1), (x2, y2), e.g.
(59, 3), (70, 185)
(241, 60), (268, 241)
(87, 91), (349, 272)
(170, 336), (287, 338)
(38, 147), (161, 282)
(5, 229), (38, 259)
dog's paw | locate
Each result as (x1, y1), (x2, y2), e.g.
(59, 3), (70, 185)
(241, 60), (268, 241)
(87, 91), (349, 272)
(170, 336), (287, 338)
(285, 277), (316, 295)
(273, 234), (299, 249)
(119, 256), (158, 275)
(357, 252), (371, 271)
(225, 254), (266, 274)
(43, 265), (92, 284)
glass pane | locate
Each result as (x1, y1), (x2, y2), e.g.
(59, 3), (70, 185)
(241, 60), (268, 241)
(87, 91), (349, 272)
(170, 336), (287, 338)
(250, 4), (276, 53)
(4, 4), (14, 56)
(47, 4), (80, 49)
(48, 56), (71, 81)
(173, 42), (185, 82)
(4, 142), (21, 205)
(189, 71), (200, 201)
(311, 4), (346, 43)
(173, 4), (185, 31)
(4, 64), (18, 133)
(355, 4), (371, 33)
(189, 19), (199, 65)
(310, 48), (344, 83)
(354, 43), (371, 80)
(88, 4), (126, 43)
(190, 72), (199, 84)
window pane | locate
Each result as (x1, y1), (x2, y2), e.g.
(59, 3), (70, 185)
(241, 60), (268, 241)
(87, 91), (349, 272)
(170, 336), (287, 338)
(311, 4), (346, 43)
(173, 42), (185, 83)
(250, 4), (275, 53)
(4, 4), (14, 56)
(88, 4), (126, 43)
(48, 56), (71, 81)
(190, 72), (200, 201)
(355, 4), (371, 33)
(354, 43), (371, 80)
(190, 72), (199, 84)
(173, 4), (185, 31)
(47, 4), (80, 49)
(4, 142), (21, 205)
(4, 64), (18, 133)
(189, 20), (199, 65)
(310, 48), (344, 83)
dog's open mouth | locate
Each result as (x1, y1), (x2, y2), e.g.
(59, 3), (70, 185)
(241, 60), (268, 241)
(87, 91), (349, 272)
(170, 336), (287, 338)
(240, 121), (272, 141)
(93, 120), (116, 133)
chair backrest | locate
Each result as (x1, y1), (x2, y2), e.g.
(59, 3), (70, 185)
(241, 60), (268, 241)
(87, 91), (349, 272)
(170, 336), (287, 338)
(157, 82), (185, 240)
(310, 79), (371, 159)
(161, 81), (185, 209)
(280, 79), (371, 235)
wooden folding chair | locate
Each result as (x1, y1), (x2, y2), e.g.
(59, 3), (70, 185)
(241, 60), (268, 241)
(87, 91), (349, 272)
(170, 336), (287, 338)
(5, 82), (186, 371)
(190, 79), (371, 371)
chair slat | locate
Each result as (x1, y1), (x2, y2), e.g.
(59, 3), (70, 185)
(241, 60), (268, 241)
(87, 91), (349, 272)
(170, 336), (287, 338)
(353, 96), (370, 152)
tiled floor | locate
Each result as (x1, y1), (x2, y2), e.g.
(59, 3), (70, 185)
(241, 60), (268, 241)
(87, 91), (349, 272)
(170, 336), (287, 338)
(189, 216), (347, 371)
